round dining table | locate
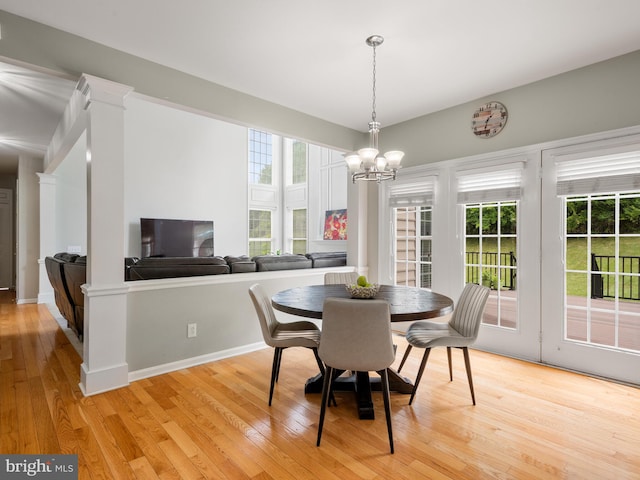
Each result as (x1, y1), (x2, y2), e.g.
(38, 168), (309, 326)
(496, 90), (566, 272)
(271, 284), (454, 419)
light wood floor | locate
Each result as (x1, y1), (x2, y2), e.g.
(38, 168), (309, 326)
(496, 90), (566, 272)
(1, 300), (639, 479)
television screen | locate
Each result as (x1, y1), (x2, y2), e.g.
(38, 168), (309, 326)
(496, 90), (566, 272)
(140, 218), (214, 258)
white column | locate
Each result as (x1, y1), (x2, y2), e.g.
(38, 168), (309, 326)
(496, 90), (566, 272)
(37, 173), (57, 304)
(347, 179), (369, 277)
(78, 74), (133, 395)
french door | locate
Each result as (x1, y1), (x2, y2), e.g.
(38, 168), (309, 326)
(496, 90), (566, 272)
(541, 138), (640, 385)
(456, 158), (541, 361)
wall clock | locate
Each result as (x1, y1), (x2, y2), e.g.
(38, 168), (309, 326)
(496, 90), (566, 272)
(471, 101), (508, 138)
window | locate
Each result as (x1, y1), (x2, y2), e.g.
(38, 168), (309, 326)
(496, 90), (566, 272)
(285, 139), (308, 253)
(249, 129), (273, 185)
(389, 178), (436, 289)
(394, 206), (432, 288)
(291, 208), (307, 254)
(457, 163), (522, 329)
(556, 151), (640, 351)
(464, 201), (518, 328)
(248, 129), (345, 256)
(248, 209), (272, 256)
(291, 141), (306, 184)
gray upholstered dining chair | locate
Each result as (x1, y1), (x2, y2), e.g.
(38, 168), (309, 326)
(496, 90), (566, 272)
(316, 297), (396, 454)
(397, 283), (490, 406)
(248, 283), (325, 406)
(324, 271), (358, 285)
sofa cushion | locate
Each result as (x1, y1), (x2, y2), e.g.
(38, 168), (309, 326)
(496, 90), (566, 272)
(62, 260), (86, 338)
(135, 256), (227, 266)
(224, 255), (257, 273)
(252, 254), (312, 272)
(45, 256), (75, 328)
(54, 252), (79, 263)
(127, 256), (230, 280)
(305, 251), (347, 268)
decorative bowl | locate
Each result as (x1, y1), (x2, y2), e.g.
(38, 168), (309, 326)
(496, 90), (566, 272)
(346, 283), (380, 299)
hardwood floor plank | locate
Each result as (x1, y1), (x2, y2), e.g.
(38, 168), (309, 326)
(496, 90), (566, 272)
(15, 378), (40, 452)
(129, 456), (162, 480)
(78, 400), (139, 479)
(157, 438), (206, 480)
(2, 302), (640, 479)
(0, 366), (20, 452)
(74, 425), (113, 480)
(28, 376), (61, 453)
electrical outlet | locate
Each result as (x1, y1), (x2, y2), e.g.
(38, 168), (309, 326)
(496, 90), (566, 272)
(67, 245), (82, 253)
(187, 323), (197, 338)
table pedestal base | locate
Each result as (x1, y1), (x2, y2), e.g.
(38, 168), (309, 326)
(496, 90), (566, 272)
(304, 368), (414, 419)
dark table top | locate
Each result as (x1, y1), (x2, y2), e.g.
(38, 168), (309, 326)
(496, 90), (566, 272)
(272, 284), (454, 322)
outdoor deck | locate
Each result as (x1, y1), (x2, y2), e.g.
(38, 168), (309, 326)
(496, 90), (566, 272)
(482, 290), (640, 351)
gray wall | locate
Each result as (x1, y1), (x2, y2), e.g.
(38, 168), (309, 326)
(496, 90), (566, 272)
(381, 50), (640, 167)
(126, 267), (349, 375)
(0, 10), (363, 152)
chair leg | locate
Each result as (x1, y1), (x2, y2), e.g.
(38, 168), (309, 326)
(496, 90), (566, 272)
(312, 347), (325, 376)
(274, 347), (284, 383)
(409, 348), (431, 405)
(447, 346), (453, 381)
(317, 366), (334, 446)
(461, 347), (476, 405)
(311, 347), (336, 406)
(269, 347), (282, 406)
(379, 369), (394, 454)
(397, 345), (412, 373)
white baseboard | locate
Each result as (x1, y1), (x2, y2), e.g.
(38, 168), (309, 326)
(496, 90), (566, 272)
(80, 362), (129, 396)
(127, 341), (267, 383)
(38, 292), (55, 304)
(17, 297), (37, 304)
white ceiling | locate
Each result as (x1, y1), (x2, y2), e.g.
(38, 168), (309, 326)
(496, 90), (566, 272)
(2, 0), (640, 173)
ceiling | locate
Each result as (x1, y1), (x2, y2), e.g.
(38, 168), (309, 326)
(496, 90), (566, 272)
(2, 0), (640, 174)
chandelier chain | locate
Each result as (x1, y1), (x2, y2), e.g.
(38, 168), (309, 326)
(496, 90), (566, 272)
(371, 43), (377, 123)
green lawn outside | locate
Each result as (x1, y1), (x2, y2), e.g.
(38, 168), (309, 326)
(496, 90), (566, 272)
(466, 237), (640, 298)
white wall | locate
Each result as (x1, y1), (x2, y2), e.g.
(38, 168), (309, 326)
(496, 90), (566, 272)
(54, 132), (87, 254)
(16, 155), (42, 302)
(124, 96), (248, 258)
(307, 145), (348, 253)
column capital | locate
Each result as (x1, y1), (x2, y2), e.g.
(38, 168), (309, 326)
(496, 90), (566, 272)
(36, 172), (57, 185)
(78, 74), (134, 110)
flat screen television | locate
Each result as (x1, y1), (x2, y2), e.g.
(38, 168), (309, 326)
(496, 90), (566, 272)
(140, 218), (214, 258)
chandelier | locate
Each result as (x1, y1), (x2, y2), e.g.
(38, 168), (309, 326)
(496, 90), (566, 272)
(344, 35), (404, 183)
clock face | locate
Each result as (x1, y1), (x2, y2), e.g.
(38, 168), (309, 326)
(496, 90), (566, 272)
(471, 101), (508, 138)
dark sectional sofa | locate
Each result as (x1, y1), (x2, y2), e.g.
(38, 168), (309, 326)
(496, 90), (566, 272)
(44, 253), (86, 339)
(45, 251), (347, 339)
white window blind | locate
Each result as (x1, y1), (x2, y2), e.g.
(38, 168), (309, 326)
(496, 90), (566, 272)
(556, 151), (640, 196)
(456, 162), (523, 204)
(388, 177), (436, 207)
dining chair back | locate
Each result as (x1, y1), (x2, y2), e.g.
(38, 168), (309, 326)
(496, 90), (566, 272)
(316, 297), (395, 453)
(324, 271), (358, 285)
(248, 283), (324, 406)
(397, 283), (490, 405)
(449, 282), (490, 340)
